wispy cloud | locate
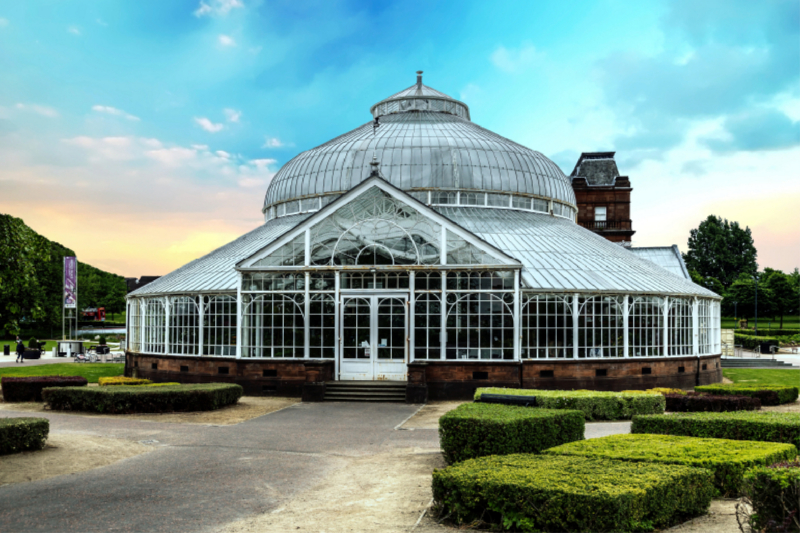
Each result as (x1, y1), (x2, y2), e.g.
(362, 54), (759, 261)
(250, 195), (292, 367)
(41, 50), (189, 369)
(96, 19), (108, 27)
(92, 105), (140, 121)
(490, 43), (541, 73)
(15, 103), (59, 118)
(194, 0), (244, 17)
(0, 18), (9, 28)
(67, 26), (81, 36)
(262, 137), (286, 148)
(194, 117), (224, 133)
(218, 34), (236, 47)
(224, 108), (241, 122)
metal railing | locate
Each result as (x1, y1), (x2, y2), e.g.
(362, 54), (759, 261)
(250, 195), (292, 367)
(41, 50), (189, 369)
(578, 220), (628, 231)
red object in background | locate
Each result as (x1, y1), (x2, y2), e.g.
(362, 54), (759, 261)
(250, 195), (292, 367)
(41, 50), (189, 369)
(81, 307), (106, 321)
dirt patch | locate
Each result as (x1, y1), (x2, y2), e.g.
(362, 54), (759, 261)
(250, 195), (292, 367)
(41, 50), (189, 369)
(0, 434), (152, 486)
(721, 376), (734, 384)
(762, 398), (800, 413)
(221, 449), (448, 533)
(0, 396), (298, 425)
(400, 402), (466, 430)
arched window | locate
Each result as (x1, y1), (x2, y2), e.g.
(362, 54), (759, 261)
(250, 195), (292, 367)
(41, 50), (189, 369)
(698, 299), (712, 355)
(168, 296), (200, 355)
(309, 294), (335, 359)
(577, 296), (624, 358)
(628, 296), (664, 357)
(203, 295), (237, 357)
(521, 294), (573, 359)
(143, 298), (166, 354)
(445, 292), (514, 360)
(242, 294), (305, 358)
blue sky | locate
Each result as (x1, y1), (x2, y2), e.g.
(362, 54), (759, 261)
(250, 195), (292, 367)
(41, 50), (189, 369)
(1, 0), (798, 276)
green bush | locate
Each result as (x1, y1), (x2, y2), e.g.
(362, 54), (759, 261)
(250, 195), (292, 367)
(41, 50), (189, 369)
(439, 403), (584, 464)
(741, 460), (800, 532)
(98, 335), (107, 346)
(432, 454), (714, 532)
(735, 333), (780, 351)
(42, 383), (243, 414)
(736, 328), (800, 337)
(632, 411), (800, 448)
(1, 376), (88, 402)
(545, 433), (797, 496)
(0, 417), (49, 455)
(695, 383), (799, 405)
(475, 387), (665, 421)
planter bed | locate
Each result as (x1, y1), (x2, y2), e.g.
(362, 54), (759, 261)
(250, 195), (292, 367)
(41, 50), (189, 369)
(695, 384), (798, 406)
(0, 417), (49, 455)
(432, 454), (714, 532)
(42, 383), (243, 414)
(545, 433), (797, 496)
(1, 376), (88, 402)
(632, 411), (800, 447)
(475, 387), (664, 421)
(439, 403), (584, 464)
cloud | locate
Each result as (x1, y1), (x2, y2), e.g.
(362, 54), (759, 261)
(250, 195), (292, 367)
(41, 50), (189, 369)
(96, 19), (108, 27)
(224, 108), (241, 122)
(250, 158), (277, 169)
(92, 105), (140, 121)
(15, 103), (59, 118)
(262, 137), (285, 148)
(218, 34), (236, 47)
(194, 117), (224, 133)
(194, 0), (243, 17)
(0, 18), (9, 28)
(702, 109), (800, 153)
(68, 26), (81, 36)
(490, 43), (541, 73)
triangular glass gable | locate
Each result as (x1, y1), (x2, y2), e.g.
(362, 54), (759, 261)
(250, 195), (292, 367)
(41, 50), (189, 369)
(446, 229), (496, 265)
(253, 234), (305, 267)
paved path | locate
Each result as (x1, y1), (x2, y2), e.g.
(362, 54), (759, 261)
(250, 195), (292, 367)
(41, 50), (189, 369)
(0, 404), (631, 533)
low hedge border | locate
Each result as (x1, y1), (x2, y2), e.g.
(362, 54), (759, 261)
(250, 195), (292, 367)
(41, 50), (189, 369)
(631, 411), (800, 448)
(545, 433), (797, 496)
(0, 417), (49, 455)
(1, 376), (88, 402)
(741, 460), (800, 532)
(42, 383), (243, 414)
(475, 388), (665, 421)
(432, 454), (715, 532)
(695, 384), (799, 406)
(439, 403), (584, 464)
(665, 393), (761, 412)
(735, 333), (780, 351)
(98, 377), (152, 386)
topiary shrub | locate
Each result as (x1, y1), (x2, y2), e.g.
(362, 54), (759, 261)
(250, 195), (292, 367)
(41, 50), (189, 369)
(475, 388), (665, 420)
(439, 403), (584, 464)
(27, 337), (38, 350)
(665, 393), (761, 412)
(545, 433), (797, 496)
(98, 335), (107, 346)
(43, 383), (243, 414)
(695, 384), (798, 406)
(1, 376), (88, 402)
(98, 376), (152, 386)
(738, 460), (800, 533)
(632, 411), (800, 448)
(0, 417), (49, 455)
(432, 454), (715, 532)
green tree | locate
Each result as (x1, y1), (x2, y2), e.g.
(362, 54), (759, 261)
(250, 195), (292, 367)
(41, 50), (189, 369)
(723, 273), (773, 330)
(689, 270), (725, 296)
(683, 215), (757, 289)
(765, 271), (798, 329)
(0, 215), (48, 334)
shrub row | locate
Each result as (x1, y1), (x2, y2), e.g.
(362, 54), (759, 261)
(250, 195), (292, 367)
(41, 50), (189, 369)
(632, 411), (800, 448)
(438, 403), (584, 464)
(736, 328), (800, 337)
(0, 417), (49, 455)
(98, 376), (152, 386)
(665, 393), (761, 412)
(1, 376), (88, 402)
(545, 433), (797, 496)
(695, 383), (799, 406)
(475, 388), (665, 420)
(432, 454), (714, 532)
(734, 333), (780, 351)
(42, 383), (243, 414)
(742, 460), (800, 532)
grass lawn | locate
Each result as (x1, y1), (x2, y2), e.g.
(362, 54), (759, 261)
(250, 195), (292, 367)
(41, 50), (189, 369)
(722, 316), (800, 330)
(0, 363), (124, 383)
(723, 368), (800, 388)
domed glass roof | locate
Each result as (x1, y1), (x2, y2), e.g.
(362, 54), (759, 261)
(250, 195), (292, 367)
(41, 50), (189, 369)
(263, 73), (576, 213)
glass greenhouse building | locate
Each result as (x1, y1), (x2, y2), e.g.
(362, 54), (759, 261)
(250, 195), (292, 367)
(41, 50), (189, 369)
(126, 73), (722, 400)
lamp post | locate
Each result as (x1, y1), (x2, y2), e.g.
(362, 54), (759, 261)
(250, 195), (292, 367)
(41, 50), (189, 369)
(752, 274), (759, 336)
(733, 301), (738, 322)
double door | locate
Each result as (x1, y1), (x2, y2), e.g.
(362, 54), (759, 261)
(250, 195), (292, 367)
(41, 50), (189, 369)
(340, 294), (407, 381)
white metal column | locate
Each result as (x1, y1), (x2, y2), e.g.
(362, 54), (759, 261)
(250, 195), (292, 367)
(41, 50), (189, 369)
(164, 297), (170, 355)
(304, 272), (310, 359)
(198, 294), (204, 357)
(440, 271), (447, 360)
(409, 271), (415, 363)
(572, 293), (580, 359)
(622, 295), (629, 357)
(513, 270), (521, 361)
(663, 297), (670, 356)
(236, 274), (242, 358)
(140, 299), (145, 352)
(334, 271), (340, 379)
(692, 297), (699, 356)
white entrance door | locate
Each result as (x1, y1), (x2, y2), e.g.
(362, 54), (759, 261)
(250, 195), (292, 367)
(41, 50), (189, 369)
(340, 294), (408, 381)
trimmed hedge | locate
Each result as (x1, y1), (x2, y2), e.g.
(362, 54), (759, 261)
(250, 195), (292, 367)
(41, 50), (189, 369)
(632, 411), (800, 448)
(438, 403), (584, 464)
(695, 383), (799, 406)
(98, 376), (152, 386)
(735, 333), (779, 351)
(0, 417), (49, 455)
(42, 383), (243, 414)
(432, 454), (715, 532)
(545, 433), (797, 496)
(665, 393), (761, 412)
(736, 328), (800, 337)
(742, 460), (800, 532)
(1, 376), (88, 402)
(475, 387), (665, 421)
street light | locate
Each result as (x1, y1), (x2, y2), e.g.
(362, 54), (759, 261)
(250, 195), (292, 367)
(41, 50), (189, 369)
(752, 274), (759, 336)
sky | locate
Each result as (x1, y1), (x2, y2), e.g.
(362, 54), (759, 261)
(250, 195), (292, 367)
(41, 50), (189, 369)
(1, 0), (798, 277)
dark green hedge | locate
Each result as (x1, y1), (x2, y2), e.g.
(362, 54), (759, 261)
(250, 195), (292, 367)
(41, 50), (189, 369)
(735, 328), (800, 337)
(742, 460), (800, 532)
(734, 333), (780, 350)
(432, 454), (714, 532)
(545, 433), (797, 496)
(439, 403), (584, 464)
(0, 417), (49, 455)
(632, 411), (800, 448)
(665, 393), (761, 412)
(42, 383), (243, 414)
(1, 376), (88, 402)
(475, 387), (665, 421)
(695, 384), (799, 406)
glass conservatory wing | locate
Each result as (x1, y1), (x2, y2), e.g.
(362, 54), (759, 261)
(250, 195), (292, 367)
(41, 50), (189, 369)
(253, 234), (306, 267)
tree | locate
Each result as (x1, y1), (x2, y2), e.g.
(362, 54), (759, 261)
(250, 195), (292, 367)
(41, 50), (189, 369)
(0, 215), (48, 335)
(724, 273), (773, 329)
(689, 270), (725, 296)
(683, 215), (757, 289)
(765, 271), (798, 329)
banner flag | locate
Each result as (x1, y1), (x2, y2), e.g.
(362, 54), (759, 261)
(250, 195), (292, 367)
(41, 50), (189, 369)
(64, 256), (77, 309)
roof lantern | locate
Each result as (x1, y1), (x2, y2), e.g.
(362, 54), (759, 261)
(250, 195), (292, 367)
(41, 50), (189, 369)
(370, 71), (471, 121)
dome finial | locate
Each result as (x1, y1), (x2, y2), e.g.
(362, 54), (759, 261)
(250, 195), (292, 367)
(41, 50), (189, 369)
(416, 70), (423, 87)
(369, 152), (381, 178)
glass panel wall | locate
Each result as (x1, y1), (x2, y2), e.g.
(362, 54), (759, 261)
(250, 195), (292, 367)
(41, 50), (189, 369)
(577, 296), (624, 358)
(628, 296), (664, 357)
(521, 294), (573, 359)
(203, 295), (237, 356)
(668, 298), (693, 356)
(168, 296), (200, 355)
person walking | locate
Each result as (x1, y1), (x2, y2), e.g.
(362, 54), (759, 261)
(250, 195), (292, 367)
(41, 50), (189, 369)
(15, 336), (25, 363)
